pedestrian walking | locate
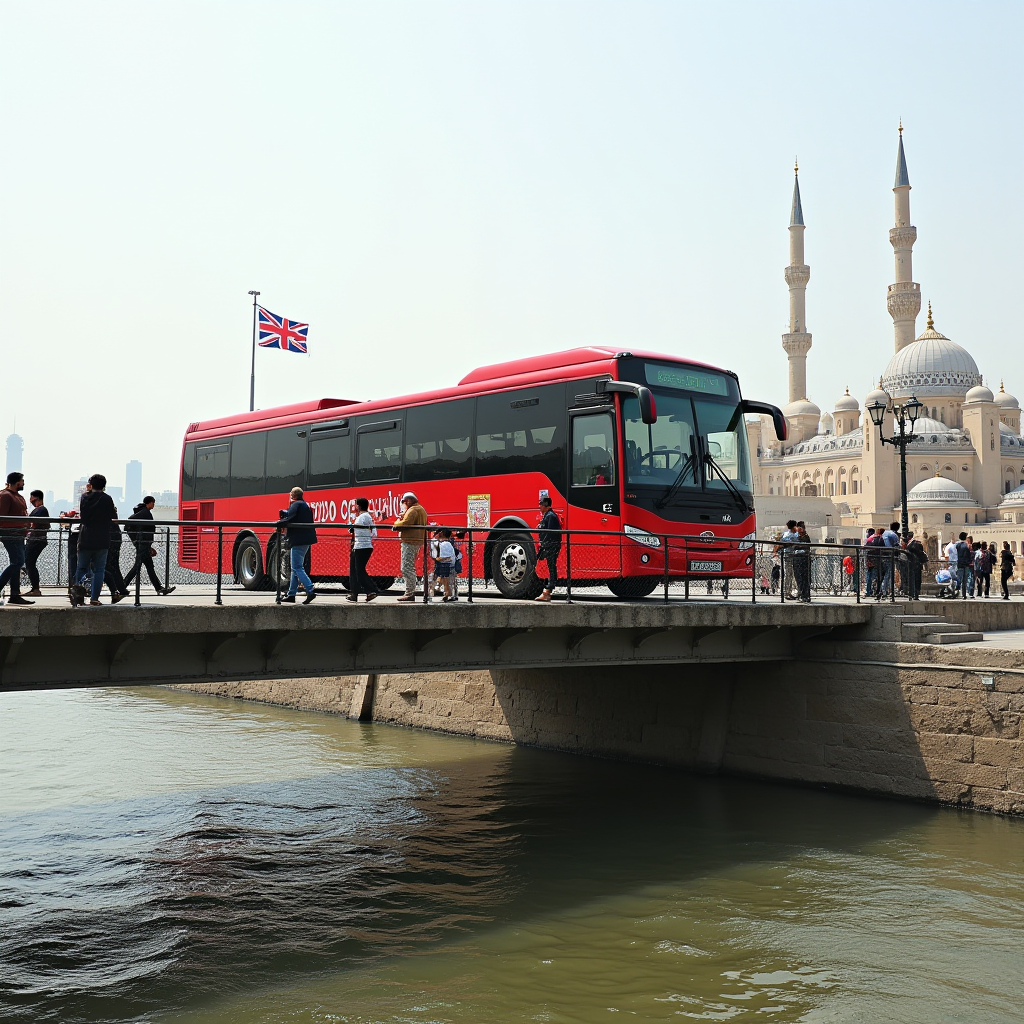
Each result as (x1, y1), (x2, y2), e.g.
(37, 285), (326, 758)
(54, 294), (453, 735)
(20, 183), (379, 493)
(534, 495), (562, 602)
(780, 520), (799, 598)
(346, 497), (377, 602)
(435, 528), (458, 602)
(73, 474), (118, 607)
(906, 532), (927, 599)
(103, 518), (130, 603)
(974, 541), (992, 598)
(23, 489), (49, 598)
(953, 533), (972, 599)
(124, 497), (175, 596)
(394, 492), (428, 602)
(0, 472), (32, 606)
(278, 486), (317, 604)
(864, 529), (885, 599)
(794, 522), (811, 602)
(999, 541), (1016, 600)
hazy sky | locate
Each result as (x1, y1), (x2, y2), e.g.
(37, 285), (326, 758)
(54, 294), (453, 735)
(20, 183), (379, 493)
(2, 1), (1022, 498)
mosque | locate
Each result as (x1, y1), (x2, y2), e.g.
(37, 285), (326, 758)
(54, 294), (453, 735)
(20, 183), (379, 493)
(746, 128), (1024, 560)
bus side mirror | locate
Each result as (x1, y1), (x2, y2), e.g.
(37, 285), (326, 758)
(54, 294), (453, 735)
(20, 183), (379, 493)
(596, 379), (657, 424)
(741, 400), (788, 441)
(638, 386), (656, 425)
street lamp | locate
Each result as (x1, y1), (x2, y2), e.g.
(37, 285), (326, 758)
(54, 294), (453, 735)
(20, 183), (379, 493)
(867, 391), (923, 541)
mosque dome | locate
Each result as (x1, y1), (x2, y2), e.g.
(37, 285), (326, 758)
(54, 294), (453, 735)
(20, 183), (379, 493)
(906, 475), (976, 506)
(880, 309), (982, 401)
(965, 383), (994, 404)
(864, 385), (889, 412)
(783, 398), (821, 419)
(1001, 485), (1024, 506)
(834, 388), (859, 413)
(997, 382), (1019, 411)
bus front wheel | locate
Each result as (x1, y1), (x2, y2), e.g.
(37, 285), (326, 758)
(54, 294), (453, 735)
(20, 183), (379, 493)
(235, 536), (267, 591)
(608, 576), (660, 599)
(491, 532), (544, 600)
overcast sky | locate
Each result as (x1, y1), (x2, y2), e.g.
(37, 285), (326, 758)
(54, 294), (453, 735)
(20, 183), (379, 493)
(2, 1), (1021, 499)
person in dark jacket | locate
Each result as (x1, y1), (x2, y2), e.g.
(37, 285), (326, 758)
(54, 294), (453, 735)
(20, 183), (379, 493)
(123, 497), (175, 596)
(278, 486), (317, 604)
(0, 471), (32, 605)
(1000, 541), (1016, 600)
(23, 490), (49, 598)
(534, 495), (562, 602)
(905, 532), (927, 599)
(102, 518), (130, 603)
(73, 474), (118, 606)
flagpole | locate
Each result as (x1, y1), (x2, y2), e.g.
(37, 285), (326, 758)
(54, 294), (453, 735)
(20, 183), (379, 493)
(247, 290), (260, 411)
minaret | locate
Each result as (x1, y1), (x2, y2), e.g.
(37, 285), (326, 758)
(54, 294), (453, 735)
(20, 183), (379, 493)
(782, 159), (812, 404)
(887, 122), (921, 352)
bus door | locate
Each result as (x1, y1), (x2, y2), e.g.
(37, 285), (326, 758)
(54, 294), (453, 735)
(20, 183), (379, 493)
(568, 404), (620, 576)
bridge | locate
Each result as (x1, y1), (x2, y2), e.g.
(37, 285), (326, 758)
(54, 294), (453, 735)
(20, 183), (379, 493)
(0, 599), (872, 692)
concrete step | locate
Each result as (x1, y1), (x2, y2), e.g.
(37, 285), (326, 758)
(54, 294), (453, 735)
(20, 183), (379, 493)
(923, 631), (985, 644)
(890, 614), (951, 623)
(901, 621), (967, 638)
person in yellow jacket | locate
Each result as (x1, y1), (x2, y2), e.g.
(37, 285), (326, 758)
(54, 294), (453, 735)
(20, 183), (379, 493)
(394, 492), (428, 601)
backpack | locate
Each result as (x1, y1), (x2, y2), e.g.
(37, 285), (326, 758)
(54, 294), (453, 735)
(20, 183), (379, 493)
(453, 540), (463, 575)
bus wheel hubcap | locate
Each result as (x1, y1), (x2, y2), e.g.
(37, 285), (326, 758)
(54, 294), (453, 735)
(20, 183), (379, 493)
(241, 547), (258, 582)
(500, 543), (529, 585)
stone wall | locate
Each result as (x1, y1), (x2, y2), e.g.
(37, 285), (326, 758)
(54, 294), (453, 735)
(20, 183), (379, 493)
(173, 640), (1024, 817)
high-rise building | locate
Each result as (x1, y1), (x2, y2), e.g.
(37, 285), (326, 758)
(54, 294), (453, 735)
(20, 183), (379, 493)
(73, 478), (89, 500)
(126, 460), (143, 506)
(44, 490), (54, 508)
(5, 433), (23, 477)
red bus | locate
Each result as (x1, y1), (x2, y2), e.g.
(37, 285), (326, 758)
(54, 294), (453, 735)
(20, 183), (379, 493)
(178, 347), (785, 597)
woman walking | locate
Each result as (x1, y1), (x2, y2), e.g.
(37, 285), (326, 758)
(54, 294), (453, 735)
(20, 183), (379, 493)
(347, 497), (377, 603)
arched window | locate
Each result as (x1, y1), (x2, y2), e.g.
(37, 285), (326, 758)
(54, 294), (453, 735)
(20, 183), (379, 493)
(911, 514), (918, 523)
(944, 513), (952, 524)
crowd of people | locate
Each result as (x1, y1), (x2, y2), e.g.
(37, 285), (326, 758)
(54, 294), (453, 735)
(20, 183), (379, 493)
(767, 516), (1018, 602)
(0, 471), (175, 607)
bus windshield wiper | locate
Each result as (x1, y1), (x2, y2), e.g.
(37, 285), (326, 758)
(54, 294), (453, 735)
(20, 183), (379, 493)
(703, 450), (752, 512)
(654, 436), (699, 509)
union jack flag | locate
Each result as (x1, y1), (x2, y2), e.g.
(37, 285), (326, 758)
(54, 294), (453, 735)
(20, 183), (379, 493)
(257, 306), (309, 354)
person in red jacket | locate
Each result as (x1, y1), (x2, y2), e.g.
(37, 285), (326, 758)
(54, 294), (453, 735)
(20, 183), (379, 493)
(0, 472), (33, 605)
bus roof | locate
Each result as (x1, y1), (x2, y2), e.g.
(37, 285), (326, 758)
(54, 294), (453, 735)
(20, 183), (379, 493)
(186, 347), (733, 438)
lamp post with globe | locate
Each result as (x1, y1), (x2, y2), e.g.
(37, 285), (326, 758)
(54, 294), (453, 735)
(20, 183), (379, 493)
(866, 392), (924, 542)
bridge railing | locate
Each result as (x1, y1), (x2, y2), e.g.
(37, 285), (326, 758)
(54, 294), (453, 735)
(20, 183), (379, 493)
(0, 516), (921, 606)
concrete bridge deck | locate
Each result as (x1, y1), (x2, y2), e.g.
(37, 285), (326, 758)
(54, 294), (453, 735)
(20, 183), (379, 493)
(0, 593), (873, 691)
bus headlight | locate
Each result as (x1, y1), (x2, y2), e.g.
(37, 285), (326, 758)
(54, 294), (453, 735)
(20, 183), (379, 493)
(624, 525), (661, 548)
(737, 532), (756, 551)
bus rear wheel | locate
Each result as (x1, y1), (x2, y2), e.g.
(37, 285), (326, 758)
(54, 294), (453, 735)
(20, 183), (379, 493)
(235, 536), (267, 591)
(491, 532), (544, 600)
(608, 576), (660, 599)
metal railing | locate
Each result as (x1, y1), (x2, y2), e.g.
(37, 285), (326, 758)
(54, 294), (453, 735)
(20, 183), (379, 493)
(0, 514), (938, 607)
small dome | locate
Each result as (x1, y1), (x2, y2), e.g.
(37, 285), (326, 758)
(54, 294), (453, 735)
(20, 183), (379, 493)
(912, 416), (957, 435)
(783, 398), (821, 418)
(834, 387), (859, 413)
(880, 308), (982, 400)
(965, 383), (995, 403)
(864, 386), (889, 412)
(997, 381), (1019, 411)
(906, 475), (976, 506)
(1001, 485), (1024, 506)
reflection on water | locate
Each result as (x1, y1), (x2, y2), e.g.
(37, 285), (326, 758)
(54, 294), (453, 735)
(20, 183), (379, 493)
(1, 687), (1022, 1023)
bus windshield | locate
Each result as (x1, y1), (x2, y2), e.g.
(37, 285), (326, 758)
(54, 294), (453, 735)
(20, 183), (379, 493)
(622, 392), (752, 504)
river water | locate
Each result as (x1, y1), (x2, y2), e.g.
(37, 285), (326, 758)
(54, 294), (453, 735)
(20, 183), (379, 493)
(2, 687), (1022, 1023)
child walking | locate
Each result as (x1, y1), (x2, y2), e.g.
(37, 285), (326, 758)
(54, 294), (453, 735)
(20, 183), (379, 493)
(434, 529), (458, 602)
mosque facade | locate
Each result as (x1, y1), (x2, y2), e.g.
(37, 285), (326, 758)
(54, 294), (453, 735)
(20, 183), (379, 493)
(746, 129), (1024, 559)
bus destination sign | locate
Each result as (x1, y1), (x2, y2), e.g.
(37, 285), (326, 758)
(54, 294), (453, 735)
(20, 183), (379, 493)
(644, 364), (731, 396)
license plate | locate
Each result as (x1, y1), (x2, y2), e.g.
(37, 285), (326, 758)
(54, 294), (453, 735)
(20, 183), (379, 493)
(689, 560), (723, 572)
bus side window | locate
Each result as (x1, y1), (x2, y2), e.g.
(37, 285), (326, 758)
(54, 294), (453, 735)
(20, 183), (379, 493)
(405, 399), (474, 482)
(231, 431), (267, 497)
(308, 430), (351, 488)
(356, 420), (403, 483)
(181, 442), (197, 501)
(266, 427), (307, 494)
(572, 413), (616, 487)
(195, 442), (230, 499)
(475, 384), (566, 493)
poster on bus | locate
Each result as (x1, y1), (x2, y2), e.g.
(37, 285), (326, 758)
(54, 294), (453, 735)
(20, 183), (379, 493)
(467, 494), (490, 530)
